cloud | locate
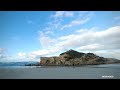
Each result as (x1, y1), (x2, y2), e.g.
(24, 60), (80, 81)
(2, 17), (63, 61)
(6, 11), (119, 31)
(42, 11), (83, 36)
(0, 48), (7, 60)
(107, 50), (120, 59)
(44, 30), (54, 35)
(0, 48), (39, 62)
(61, 18), (89, 30)
(64, 11), (74, 17)
(77, 44), (105, 51)
(39, 31), (56, 48)
(37, 26), (119, 59)
(17, 52), (26, 57)
(0, 48), (21, 62)
(4, 12), (118, 62)
(61, 12), (94, 30)
(27, 20), (34, 24)
(44, 11), (74, 32)
(51, 11), (74, 18)
(89, 50), (120, 60)
(4, 25), (119, 61)
(39, 36), (55, 48)
(29, 48), (59, 57)
(58, 26), (120, 50)
(47, 25), (120, 59)
(2, 25), (120, 61)
(76, 27), (98, 33)
(0, 48), (5, 54)
(52, 11), (65, 18)
(43, 12), (64, 33)
(114, 16), (120, 20)
(23, 46), (66, 61)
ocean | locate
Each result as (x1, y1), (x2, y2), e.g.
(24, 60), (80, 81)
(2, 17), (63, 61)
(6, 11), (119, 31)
(0, 64), (120, 79)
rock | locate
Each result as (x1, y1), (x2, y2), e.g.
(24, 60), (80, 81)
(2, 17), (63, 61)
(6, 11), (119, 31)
(60, 49), (85, 59)
(39, 49), (120, 66)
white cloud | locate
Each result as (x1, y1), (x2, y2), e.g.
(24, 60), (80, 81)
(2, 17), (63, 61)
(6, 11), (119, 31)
(38, 26), (119, 59)
(0, 48), (39, 62)
(3, 12), (120, 62)
(3, 25), (119, 61)
(89, 50), (120, 60)
(52, 11), (74, 18)
(46, 11), (74, 32)
(43, 12), (63, 32)
(40, 36), (55, 48)
(24, 46), (66, 61)
(61, 12), (94, 30)
(44, 30), (54, 35)
(0, 55), (37, 62)
(61, 18), (89, 30)
(108, 50), (120, 59)
(59, 26), (120, 49)
(78, 44), (105, 51)
(76, 27), (98, 33)
(54, 26), (120, 59)
(0, 48), (5, 54)
(2, 25), (120, 61)
(27, 20), (34, 24)
(39, 31), (56, 48)
(0, 48), (6, 60)
(48, 21), (61, 30)
(17, 52), (26, 57)
(64, 11), (74, 17)
(52, 11), (65, 18)
(29, 48), (59, 57)
(114, 16), (120, 20)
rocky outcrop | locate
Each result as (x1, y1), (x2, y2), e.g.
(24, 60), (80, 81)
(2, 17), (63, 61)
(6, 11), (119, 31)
(40, 49), (120, 66)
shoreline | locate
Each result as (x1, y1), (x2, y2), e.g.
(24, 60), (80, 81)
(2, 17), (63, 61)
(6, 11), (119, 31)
(26, 62), (120, 67)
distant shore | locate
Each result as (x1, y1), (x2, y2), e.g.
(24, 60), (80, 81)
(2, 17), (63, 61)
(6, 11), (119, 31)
(26, 62), (120, 67)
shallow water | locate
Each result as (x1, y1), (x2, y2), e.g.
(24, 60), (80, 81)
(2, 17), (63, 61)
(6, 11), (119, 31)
(0, 64), (120, 79)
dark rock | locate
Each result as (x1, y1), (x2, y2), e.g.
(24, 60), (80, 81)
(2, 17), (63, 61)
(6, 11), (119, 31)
(39, 49), (120, 66)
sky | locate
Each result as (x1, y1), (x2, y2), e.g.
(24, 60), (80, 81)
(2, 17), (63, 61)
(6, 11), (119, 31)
(0, 11), (120, 62)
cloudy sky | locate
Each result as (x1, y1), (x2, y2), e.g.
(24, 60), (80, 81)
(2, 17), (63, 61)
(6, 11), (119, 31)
(0, 11), (120, 62)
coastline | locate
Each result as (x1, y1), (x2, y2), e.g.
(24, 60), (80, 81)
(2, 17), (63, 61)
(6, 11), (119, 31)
(26, 62), (120, 67)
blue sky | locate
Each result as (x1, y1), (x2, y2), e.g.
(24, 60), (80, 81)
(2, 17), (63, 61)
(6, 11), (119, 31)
(0, 11), (120, 62)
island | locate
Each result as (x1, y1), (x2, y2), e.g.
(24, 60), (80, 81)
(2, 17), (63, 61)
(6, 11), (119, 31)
(39, 49), (120, 66)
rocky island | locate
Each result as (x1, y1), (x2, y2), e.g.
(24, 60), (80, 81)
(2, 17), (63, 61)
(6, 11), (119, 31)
(39, 49), (120, 66)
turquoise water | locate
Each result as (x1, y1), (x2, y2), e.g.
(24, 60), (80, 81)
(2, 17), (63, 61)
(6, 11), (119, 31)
(0, 64), (120, 79)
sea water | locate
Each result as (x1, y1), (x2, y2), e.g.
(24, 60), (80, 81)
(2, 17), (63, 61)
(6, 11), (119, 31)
(0, 64), (120, 79)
